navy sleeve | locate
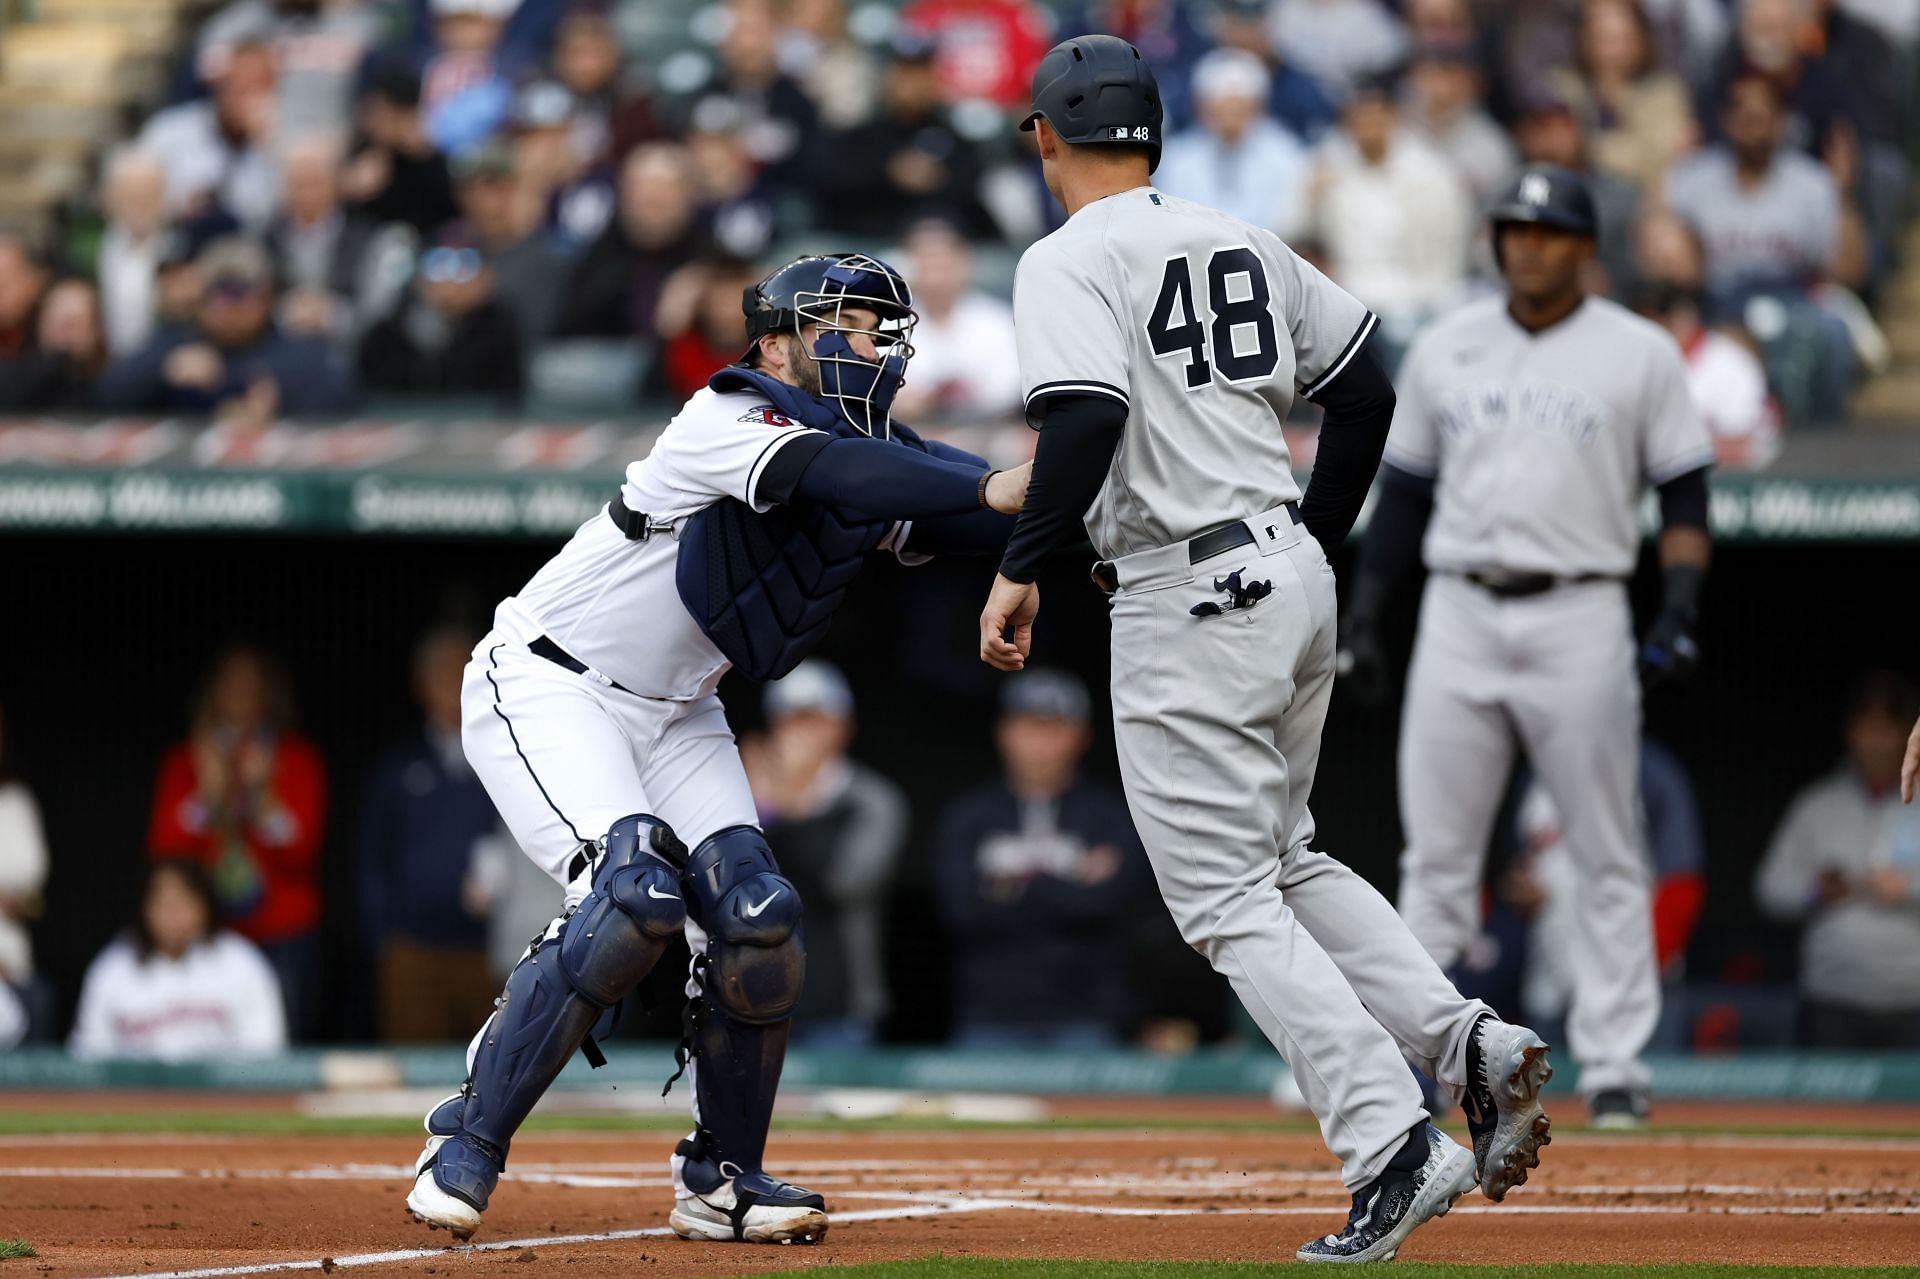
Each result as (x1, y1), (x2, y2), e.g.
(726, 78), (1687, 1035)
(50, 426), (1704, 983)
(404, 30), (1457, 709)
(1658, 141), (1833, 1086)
(921, 437), (991, 470)
(776, 436), (990, 519)
(900, 506), (1017, 558)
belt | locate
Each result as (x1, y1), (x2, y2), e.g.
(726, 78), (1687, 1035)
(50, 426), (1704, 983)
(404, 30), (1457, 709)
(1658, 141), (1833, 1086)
(1455, 569), (1617, 599)
(1187, 501), (1302, 564)
(530, 635), (638, 696)
(1092, 502), (1302, 593)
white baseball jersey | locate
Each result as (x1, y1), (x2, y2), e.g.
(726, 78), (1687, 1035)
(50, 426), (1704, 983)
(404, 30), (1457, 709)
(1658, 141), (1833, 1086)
(68, 933), (287, 1061)
(500, 387), (909, 701)
(1383, 295), (1714, 578)
(1013, 186), (1376, 560)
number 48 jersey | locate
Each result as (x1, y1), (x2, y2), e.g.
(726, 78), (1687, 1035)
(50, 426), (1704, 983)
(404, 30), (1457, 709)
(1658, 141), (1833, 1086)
(1015, 187), (1376, 561)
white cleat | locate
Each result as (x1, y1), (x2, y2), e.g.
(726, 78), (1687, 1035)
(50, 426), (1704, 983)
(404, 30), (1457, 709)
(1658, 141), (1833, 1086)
(406, 1167), (482, 1241)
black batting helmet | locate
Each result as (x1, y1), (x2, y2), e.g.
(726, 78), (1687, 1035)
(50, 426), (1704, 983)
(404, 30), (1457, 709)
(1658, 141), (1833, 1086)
(1019, 34), (1163, 173)
(1489, 165), (1598, 238)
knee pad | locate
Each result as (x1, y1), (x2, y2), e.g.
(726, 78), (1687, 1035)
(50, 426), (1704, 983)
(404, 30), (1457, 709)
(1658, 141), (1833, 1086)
(684, 825), (804, 1024)
(559, 813), (689, 1004)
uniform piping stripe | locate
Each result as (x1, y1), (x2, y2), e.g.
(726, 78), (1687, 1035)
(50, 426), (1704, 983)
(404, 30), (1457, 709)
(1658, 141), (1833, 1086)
(1301, 312), (1378, 400)
(486, 642), (585, 846)
(1024, 379), (1130, 409)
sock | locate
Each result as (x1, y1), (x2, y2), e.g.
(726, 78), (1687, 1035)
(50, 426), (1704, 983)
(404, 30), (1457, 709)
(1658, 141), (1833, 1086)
(1385, 1124), (1429, 1174)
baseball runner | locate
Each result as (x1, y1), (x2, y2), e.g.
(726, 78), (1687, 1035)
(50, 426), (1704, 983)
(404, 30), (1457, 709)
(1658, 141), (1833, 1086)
(1342, 166), (1715, 1129)
(405, 252), (1029, 1245)
(977, 35), (1555, 1263)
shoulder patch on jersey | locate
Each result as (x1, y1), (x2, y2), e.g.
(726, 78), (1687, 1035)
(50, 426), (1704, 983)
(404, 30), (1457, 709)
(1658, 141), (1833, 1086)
(738, 404), (798, 427)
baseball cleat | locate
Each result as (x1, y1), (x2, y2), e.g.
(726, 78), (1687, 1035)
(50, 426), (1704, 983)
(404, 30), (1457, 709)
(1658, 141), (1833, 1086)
(1464, 1016), (1553, 1201)
(1588, 1088), (1649, 1131)
(1296, 1122), (1476, 1263)
(670, 1133), (828, 1244)
(405, 1093), (499, 1241)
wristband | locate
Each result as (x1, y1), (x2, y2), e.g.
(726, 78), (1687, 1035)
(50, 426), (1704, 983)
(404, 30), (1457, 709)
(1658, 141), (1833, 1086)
(977, 469), (1000, 510)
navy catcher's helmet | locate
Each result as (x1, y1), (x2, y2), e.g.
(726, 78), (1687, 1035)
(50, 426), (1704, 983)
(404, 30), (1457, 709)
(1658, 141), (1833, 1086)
(1019, 34), (1163, 173)
(742, 253), (917, 438)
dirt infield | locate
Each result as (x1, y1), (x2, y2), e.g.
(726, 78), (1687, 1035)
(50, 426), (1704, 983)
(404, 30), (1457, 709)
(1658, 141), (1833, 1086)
(5, 1105), (1920, 1277)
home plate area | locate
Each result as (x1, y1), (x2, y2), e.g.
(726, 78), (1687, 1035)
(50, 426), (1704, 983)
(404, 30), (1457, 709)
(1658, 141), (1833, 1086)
(5, 1122), (1920, 1277)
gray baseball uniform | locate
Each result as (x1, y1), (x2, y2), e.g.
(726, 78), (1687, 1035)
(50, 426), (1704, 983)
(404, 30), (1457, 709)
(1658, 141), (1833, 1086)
(1384, 294), (1713, 1098)
(1015, 187), (1492, 1190)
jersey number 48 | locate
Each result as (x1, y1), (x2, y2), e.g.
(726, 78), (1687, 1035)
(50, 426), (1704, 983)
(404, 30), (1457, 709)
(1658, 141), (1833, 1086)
(1146, 248), (1280, 391)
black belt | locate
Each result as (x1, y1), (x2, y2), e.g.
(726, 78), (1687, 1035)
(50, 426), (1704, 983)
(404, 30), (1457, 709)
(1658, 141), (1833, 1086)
(1186, 502), (1302, 564)
(530, 635), (639, 696)
(1092, 503), (1302, 593)
(1455, 569), (1617, 599)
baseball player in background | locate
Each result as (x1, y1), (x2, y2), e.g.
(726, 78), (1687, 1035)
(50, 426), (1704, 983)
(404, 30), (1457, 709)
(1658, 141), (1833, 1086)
(406, 252), (1029, 1245)
(978, 35), (1554, 1263)
(1343, 166), (1715, 1130)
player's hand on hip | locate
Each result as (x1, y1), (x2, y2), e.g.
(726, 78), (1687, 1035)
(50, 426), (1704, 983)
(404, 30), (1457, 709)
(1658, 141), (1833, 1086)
(984, 462), (1033, 515)
(1637, 608), (1699, 687)
(1902, 714), (1920, 804)
(980, 574), (1039, 671)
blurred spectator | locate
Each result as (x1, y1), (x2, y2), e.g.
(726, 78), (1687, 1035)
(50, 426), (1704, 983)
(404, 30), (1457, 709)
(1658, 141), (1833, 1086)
(1704, 0), (1863, 154)
(1633, 281), (1783, 469)
(1206, 0), (1338, 142)
(95, 148), (175, 358)
(934, 671), (1146, 1048)
(145, 645), (326, 1039)
(1479, 0), (1582, 125)
(1155, 47), (1310, 238)
(1511, 89), (1642, 297)
(1311, 77), (1472, 362)
(452, 139), (572, 346)
(1810, 0), (1907, 143)
(1504, 739), (1707, 1048)
(420, 0), (519, 155)
(812, 35), (992, 241)
(97, 237), (358, 422)
(1555, 0), (1698, 194)
(779, 0), (882, 130)
(358, 626), (500, 1043)
(510, 80), (615, 249)
(555, 143), (704, 340)
(699, 0), (820, 186)
(0, 234), (50, 361)
(195, 0), (384, 138)
(1756, 672), (1920, 1048)
(152, 234), (213, 335)
(69, 860), (286, 1061)
(893, 220), (1021, 421)
(137, 39), (281, 232)
(899, 0), (1050, 110)
(0, 278), (110, 412)
(1059, 0), (1211, 129)
(0, 701), (51, 1048)
(1664, 73), (1855, 422)
(342, 63), (462, 236)
(684, 96), (782, 261)
(550, 6), (661, 167)
(745, 661), (906, 1048)
(1268, 0), (1409, 99)
(266, 134), (414, 342)
(653, 255), (760, 401)
(1403, 41), (1515, 207)
(360, 225), (525, 404)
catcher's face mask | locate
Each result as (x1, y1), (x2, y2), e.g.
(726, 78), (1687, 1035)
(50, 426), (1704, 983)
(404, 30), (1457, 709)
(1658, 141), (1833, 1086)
(794, 255), (916, 439)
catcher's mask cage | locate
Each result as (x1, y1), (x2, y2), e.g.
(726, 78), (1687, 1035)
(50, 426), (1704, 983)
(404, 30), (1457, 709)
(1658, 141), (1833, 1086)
(746, 253), (918, 439)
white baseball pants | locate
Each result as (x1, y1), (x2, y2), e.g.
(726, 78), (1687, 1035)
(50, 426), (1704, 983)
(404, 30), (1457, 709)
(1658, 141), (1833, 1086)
(1106, 510), (1491, 1190)
(1396, 573), (1656, 1097)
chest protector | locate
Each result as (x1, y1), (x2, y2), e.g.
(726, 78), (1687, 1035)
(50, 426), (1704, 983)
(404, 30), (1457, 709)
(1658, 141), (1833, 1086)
(677, 366), (923, 682)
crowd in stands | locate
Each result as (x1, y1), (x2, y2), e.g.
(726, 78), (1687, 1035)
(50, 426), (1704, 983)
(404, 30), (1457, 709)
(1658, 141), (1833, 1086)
(4, 643), (1920, 1056)
(0, 0), (1914, 441)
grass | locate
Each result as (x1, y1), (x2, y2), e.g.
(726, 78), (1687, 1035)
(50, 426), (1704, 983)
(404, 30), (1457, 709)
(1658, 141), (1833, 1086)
(0, 1241), (37, 1260)
(0, 1109), (1914, 1141)
(753, 1263), (1920, 1279)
